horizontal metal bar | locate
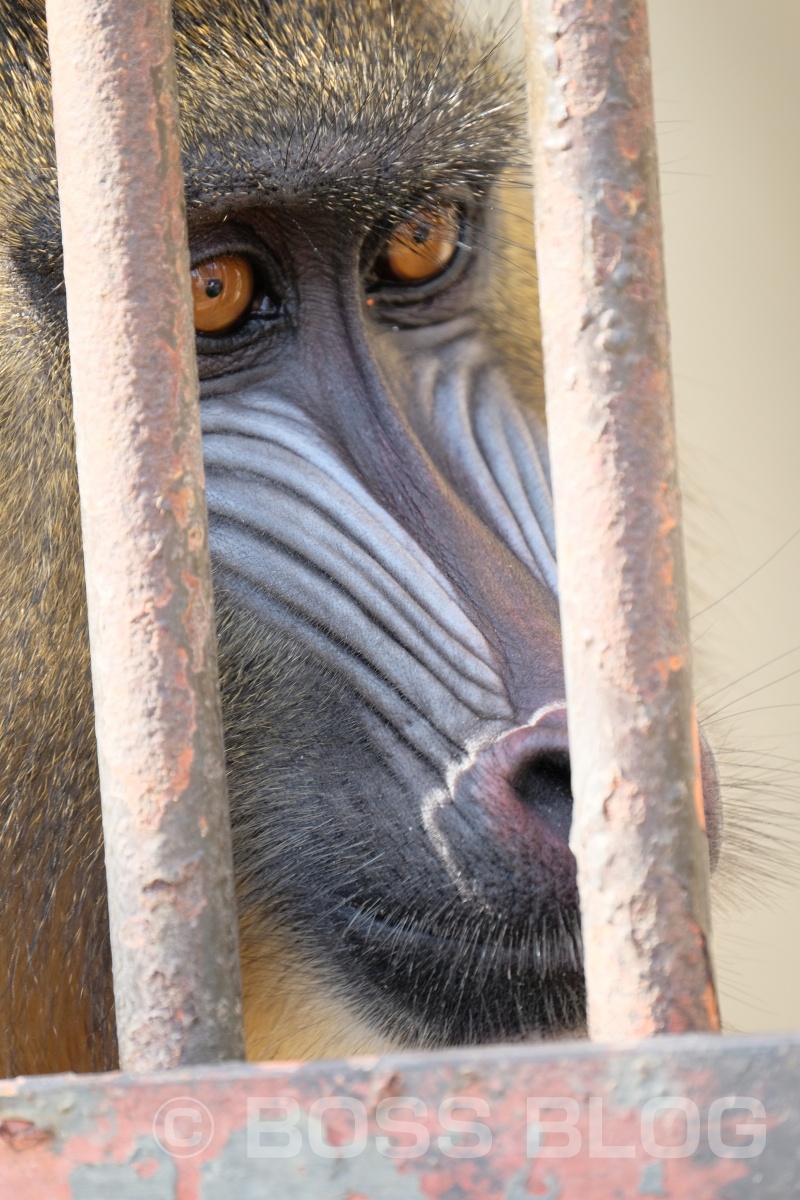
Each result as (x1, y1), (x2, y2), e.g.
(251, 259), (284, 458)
(45, 0), (245, 1070)
(1, 1033), (797, 1196)
(523, 0), (719, 1038)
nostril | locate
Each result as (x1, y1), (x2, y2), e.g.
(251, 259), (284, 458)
(450, 708), (575, 848)
(512, 750), (573, 842)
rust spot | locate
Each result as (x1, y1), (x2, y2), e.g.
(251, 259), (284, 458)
(180, 568), (209, 673)
(591, 217), (622, 281)
(615, 119), (643, 161)
(557, 22), (611, 118)
(704, 979), (721, 1029)
(0, 1119), (53, 1151)
(172, 744), (194, 798)
(369, 1071), (406, 1104)
(169, 482), (196, 529)
(604, 182), (646, 218)
(133, 1157), (161, 1178)
(653, 654), (685, 686)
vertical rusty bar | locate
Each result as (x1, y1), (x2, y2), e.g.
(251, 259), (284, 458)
(46, 0), (245, 1069)
(523, 0), (720, 1039)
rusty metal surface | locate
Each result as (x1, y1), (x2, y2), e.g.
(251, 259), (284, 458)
(1, 1033), (798, 1197)
(523, 0), (720, 1039)
(46, 0), (245, 1069)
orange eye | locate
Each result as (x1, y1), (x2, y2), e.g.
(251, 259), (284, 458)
(376, 206), (461, 285)
(191, 255), (255, 334)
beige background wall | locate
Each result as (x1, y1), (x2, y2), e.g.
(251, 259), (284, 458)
(469, 0), (800, 1030)
(649, 0), (800, 1031)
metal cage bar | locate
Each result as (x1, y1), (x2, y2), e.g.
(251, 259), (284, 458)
(523, 0), (719, 1039)
(46, 0), (245, 1071)
(2, 1034), (798, 1196)
(3, 2), (799, 1197)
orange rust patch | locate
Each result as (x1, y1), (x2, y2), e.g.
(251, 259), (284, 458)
(0, 1120), (53, 1151)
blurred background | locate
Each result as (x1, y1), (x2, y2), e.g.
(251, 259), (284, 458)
(649, 0), (800, 1032)
(470, 0), (800, 1030)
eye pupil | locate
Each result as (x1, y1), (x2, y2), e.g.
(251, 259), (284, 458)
(191, 254), (255, 334)
(373, 204), (461, 286)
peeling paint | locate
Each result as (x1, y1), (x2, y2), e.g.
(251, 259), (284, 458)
(0, 1034), (796, 1197)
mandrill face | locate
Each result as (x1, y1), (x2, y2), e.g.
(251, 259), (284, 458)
(183, 1), (580, 1056)
(0, 0), (721, 1073)
(174, 1), (722, 1057)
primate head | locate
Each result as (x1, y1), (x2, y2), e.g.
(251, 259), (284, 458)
(0, 0), (720, 1072)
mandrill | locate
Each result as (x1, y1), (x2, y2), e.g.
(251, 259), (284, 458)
(0, 0), (720, 1075)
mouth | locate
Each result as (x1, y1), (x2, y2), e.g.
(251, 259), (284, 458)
(328, 897), (587, 1047)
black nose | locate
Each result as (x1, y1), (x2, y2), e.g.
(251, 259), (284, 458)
(426, 702), (719, 924)
(457, 703), (720, 869)
(456, 704), (573, 839)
